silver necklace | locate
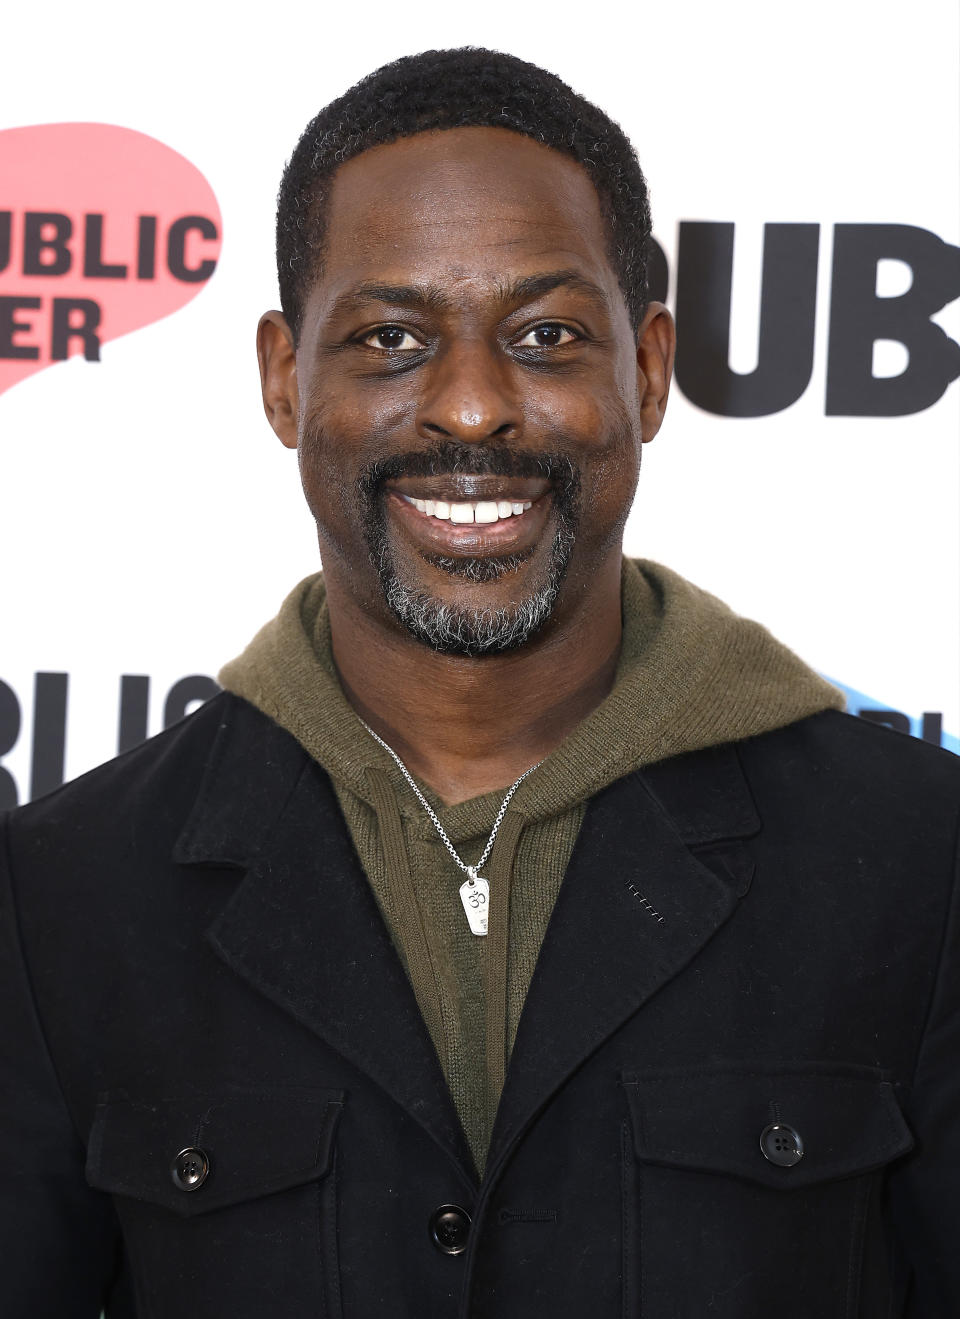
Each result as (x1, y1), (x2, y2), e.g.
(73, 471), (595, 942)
(360, 719), (541, 937)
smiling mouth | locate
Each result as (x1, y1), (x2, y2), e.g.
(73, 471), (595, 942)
(400, 495), (533, 524)
(385, 481), (553, 560)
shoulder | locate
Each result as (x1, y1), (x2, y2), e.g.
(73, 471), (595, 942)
(734, 709), (960, 873)
(739, 708), (960, 803)
(0, 692), (320, 1005)
(2, 692), (300, 870)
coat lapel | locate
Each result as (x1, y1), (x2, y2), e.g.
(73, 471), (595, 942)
(174, 697), (474, 1178)
(485, 744), (760, 1177)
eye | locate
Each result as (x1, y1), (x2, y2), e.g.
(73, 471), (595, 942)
(515, 323), (579, 349)
(360, 325), (423, 351)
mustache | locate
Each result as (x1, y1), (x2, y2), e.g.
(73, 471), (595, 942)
(359, 441), (577, 494)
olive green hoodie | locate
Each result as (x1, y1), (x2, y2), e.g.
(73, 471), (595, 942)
(219, 558), (843, 1175)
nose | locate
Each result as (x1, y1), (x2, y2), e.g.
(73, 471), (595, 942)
(415, 339), (521, 444)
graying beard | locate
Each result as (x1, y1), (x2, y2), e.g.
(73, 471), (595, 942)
(425, 552), (529, 583)
(382, 527), (574, 656)
(384, 579), (559, 656)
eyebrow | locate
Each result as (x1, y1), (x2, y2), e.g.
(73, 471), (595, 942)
(327, 269), (610, 319)
(499, 270), (609, 309)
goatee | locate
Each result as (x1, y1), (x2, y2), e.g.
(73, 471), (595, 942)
(356, 441), (581, 657)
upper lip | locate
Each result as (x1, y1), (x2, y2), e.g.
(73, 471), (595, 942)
(386, 475), (550, 503)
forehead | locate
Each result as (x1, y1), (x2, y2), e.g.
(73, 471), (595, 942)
(312, 126), (618, 309)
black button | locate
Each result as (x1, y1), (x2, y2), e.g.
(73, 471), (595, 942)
(171, 1146), (210, 1191)
(429, 1204), (471, 1255)
(760, 1123), (804, 1167)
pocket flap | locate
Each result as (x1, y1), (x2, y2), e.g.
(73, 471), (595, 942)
(86, 1086), (344, 1217)
(622, 1063), (913, 1190)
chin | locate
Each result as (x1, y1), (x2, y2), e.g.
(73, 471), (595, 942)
(380, 528), (575, 658)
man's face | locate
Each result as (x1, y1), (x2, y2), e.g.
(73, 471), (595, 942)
(262, 126), (673, 655)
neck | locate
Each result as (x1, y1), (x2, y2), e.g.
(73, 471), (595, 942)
(327, 556), (623, 805)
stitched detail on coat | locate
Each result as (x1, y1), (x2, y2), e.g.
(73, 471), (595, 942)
(497, 1207), (559, 1225)
(624, 882), (665, 923)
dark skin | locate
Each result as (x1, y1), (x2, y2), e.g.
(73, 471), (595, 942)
(258, 126), (675, 804)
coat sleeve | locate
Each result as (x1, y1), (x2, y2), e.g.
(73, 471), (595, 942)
(0, 810), (123, 1316)
(888, 802), (960, 1318)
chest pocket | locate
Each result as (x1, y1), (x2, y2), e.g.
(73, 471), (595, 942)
(86, 1086), (344, 1319)
(621, 1063), (914, 1319)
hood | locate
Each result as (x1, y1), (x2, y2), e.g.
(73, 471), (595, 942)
(218, 558), (845, 822)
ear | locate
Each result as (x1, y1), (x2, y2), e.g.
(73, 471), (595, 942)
(257, 311), (299, 450)
(635, 301), (676, 443)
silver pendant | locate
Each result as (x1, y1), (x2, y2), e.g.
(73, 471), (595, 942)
(459, 868), (489, 936)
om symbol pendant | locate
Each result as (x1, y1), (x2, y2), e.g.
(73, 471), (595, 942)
(458, 867), (489, 936)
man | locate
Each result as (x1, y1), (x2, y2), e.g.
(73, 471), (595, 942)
(1, 47), (957, 1319)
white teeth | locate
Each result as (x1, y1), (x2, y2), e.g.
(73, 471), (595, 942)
(403, 495), (534, 524)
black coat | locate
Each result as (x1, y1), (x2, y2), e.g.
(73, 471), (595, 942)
(2, 692), (958, 1318)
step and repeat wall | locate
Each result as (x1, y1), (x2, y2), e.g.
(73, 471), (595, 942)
(1, 0), (958, 805)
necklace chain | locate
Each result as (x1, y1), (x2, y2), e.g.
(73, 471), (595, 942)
(360, 720), (541, 877)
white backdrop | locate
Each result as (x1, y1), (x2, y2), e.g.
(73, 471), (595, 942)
(1, 0), (958, 803)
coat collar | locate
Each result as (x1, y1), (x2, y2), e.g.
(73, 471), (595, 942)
(176, 695), (761, 1187)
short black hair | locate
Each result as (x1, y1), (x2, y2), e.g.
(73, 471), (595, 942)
(277, 47), (652, 341)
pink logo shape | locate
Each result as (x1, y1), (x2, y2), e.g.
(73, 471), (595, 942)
(0, 123), (222, 396)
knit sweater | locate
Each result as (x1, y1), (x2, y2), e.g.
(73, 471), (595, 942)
(218, 558), (844, 1175)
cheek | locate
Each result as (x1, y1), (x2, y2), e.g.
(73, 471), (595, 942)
(302, 363), (413, 437)
(570, 397), (642, 555)
(584, 428), (641, 541)
(531, 385), (640, 504)
(295, 408), (365, 537)
(531, 360), (639, 443)
(297, 385), (410, 498)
